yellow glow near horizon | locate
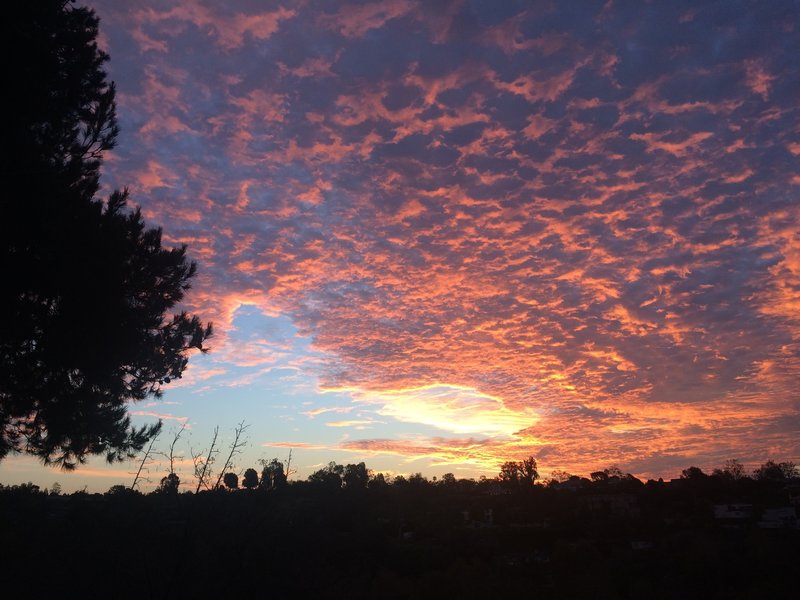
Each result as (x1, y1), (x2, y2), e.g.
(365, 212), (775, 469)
(322, 382), (539, 437)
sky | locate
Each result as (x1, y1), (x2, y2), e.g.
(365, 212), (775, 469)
(2, 0), (799, 492)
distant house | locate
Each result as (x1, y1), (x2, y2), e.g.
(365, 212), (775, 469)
(500, 549), (551, 566)
(758, 507), (798, 529)
(630, 540), (655, 551)
(582, 493), (640, 518)
(482, 483), (510, 496)
(785, 484), (800, 508)
(398, 521), (416, 540)
(550, 476), (587, 492)
(461, 507), (494, 528)
(509, 517), (551, 529)
(713, 503), (753, 521)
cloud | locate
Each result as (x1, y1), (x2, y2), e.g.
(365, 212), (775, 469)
(320, 1), (416, 39)
(129, 411), (189, 424)
(303, 406), (355, 418)
(262, 441), (328, 450)
(338, 435), (545, 471)
(92, 0), (800, 477)
(325, 419), (380, 428)
(130, 2), (295, 51)
(327, 384), (537, 437)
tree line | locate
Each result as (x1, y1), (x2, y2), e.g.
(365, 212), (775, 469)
(104, 445), (800, 495)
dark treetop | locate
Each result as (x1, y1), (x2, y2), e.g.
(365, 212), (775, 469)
(0, 0), (212, 469)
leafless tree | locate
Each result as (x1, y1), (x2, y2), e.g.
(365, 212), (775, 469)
(285, 449), (297, 480)
(192, 426), (219, 493)
(213, 421), (250, 490)
(160, 422), (186, 476)
(130, 426), (161, 490)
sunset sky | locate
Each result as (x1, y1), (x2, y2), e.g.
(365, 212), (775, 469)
(3, 0), (799, 492)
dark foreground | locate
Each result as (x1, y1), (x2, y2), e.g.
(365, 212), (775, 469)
(2, 475), (798, 599)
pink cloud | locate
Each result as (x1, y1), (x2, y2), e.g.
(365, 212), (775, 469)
(320, 0), (416, 38)
(304, 406), (355, 418)
(89, 0), (800, 479)
(129, 411), (189, 423)
(262, 441), (328, 450)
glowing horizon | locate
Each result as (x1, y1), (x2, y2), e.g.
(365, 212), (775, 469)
(2, 0), (799, 492)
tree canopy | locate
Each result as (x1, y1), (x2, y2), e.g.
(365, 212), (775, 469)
(242, 468), (259, 490)
(223, 472), (239, 490)
(498, 456), (539, 486)
(0, 0), (212, 469)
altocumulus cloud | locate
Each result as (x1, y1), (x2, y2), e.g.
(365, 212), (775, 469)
(93, 0), (800, 476)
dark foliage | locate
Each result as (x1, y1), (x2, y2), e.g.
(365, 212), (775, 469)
(498, 456), (539, 486)
(242, 467), (259, 489)
(753, 460), (798, 481)
(260, 458), (288, 490)
(308, 461), (344, 490)
(343, 462), (369, 490)
(157, 473), (180, 495)
(223, 472), (238, 490)
(0, 1), (211, 469)
(1, 461), (798, 599)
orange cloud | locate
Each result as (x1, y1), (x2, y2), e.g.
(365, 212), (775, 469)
(320, 0), (416, 38)
(304, 406), (355, 418)
(129, 411), (189, 423)
(325, 384), (538, 437)
(325, 420), (379, 428)
(89, 0), (800, 481)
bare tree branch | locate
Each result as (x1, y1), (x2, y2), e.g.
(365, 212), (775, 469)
(192, 425), (219, 494)
(213, 421), (250, 490)
(285, 449), (297, 480)
(130, 426), (161, 490)
(164, 422), (186, 476)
